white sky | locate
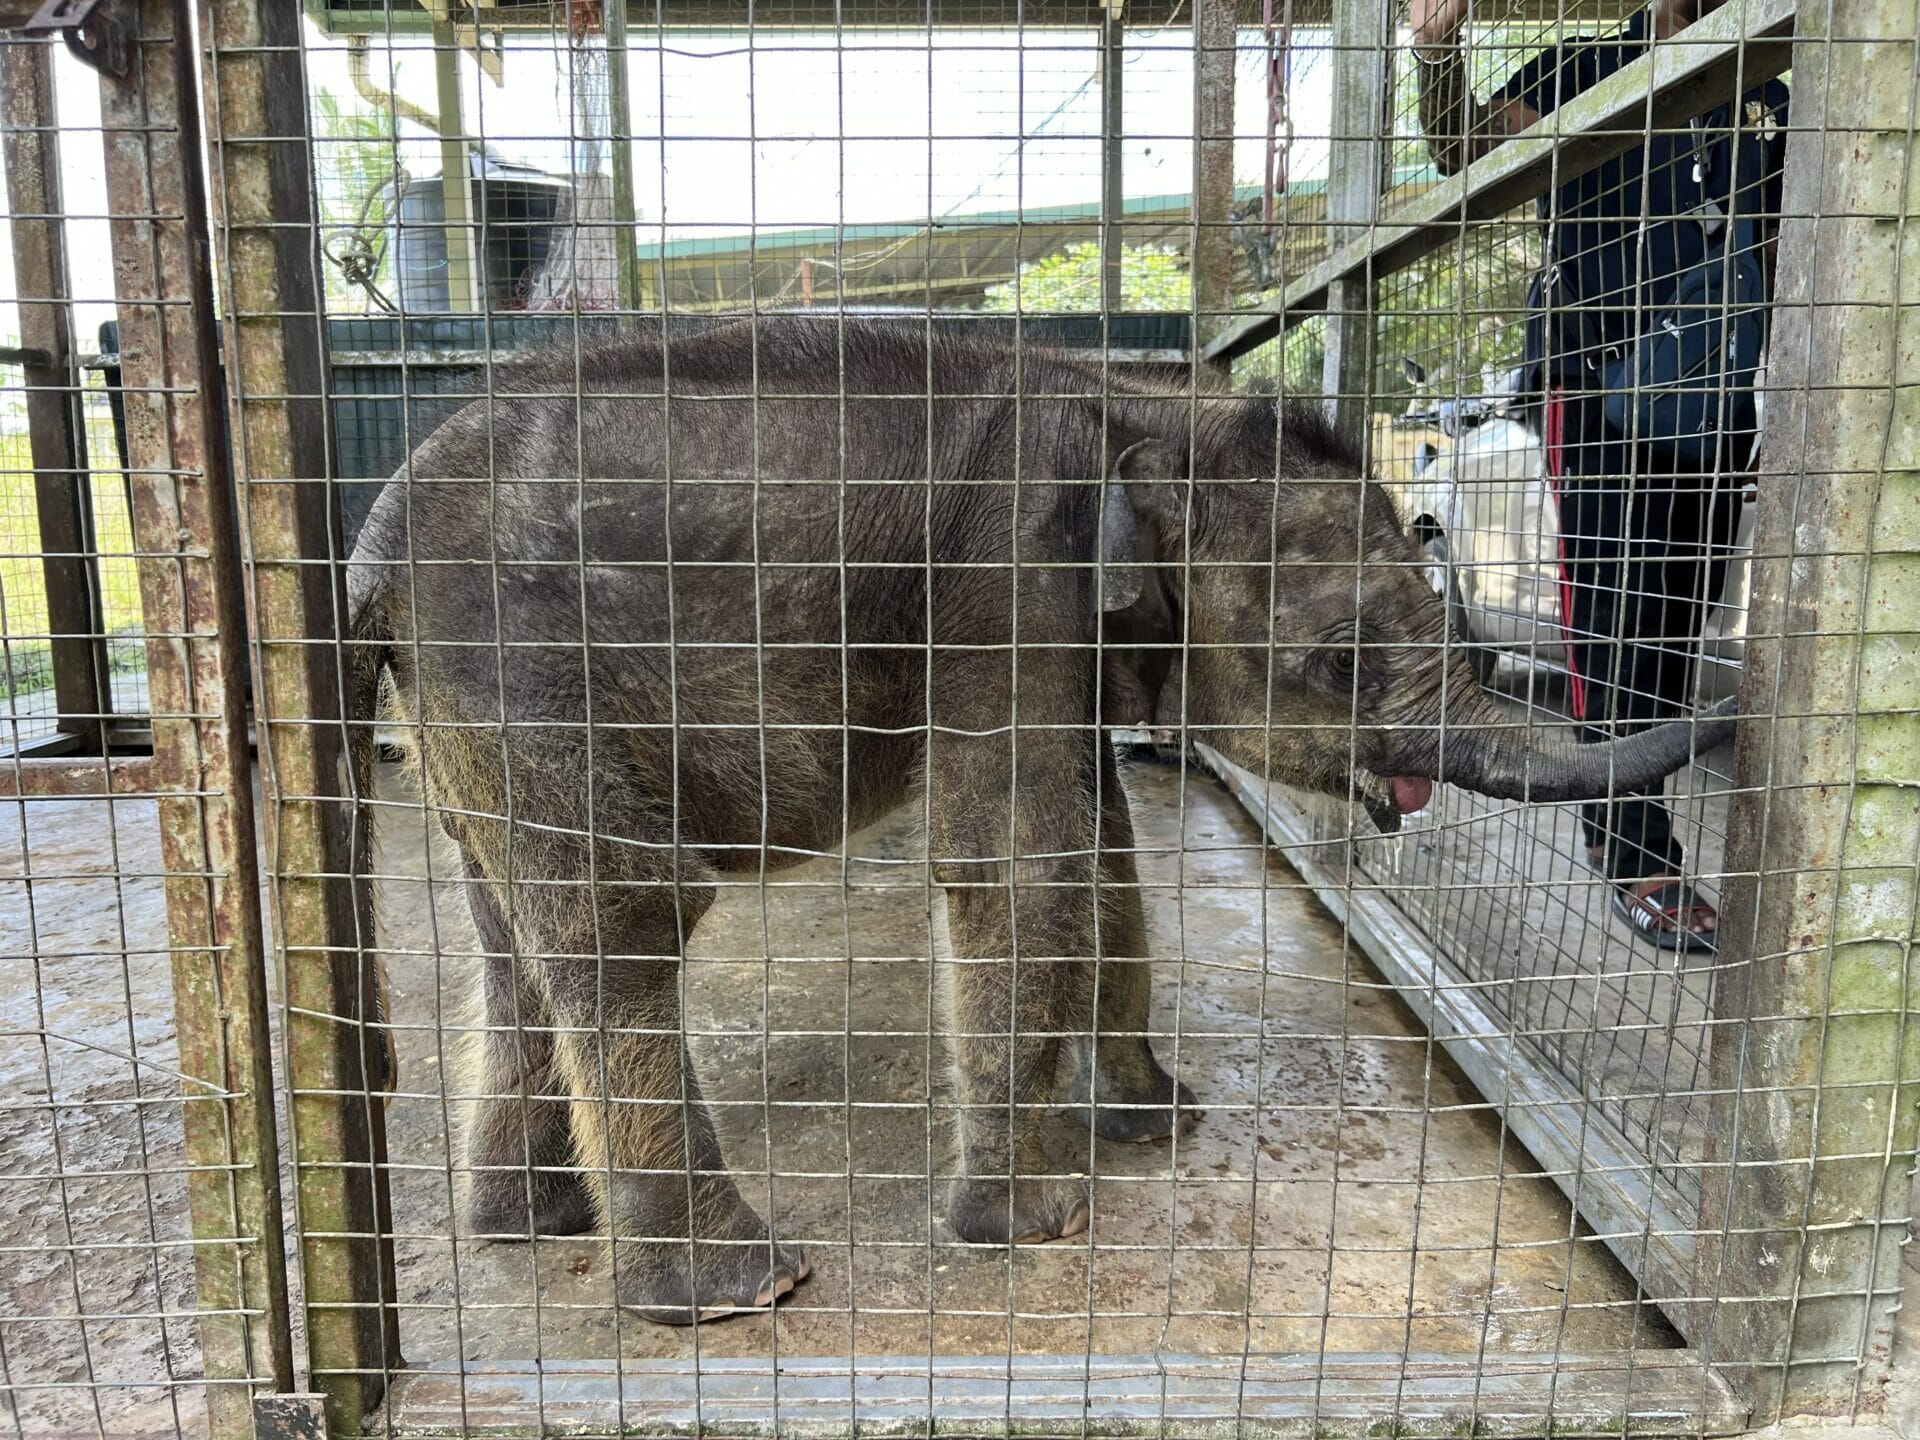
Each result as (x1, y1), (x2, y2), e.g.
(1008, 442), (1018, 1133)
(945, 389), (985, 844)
(1, 19), (1337, 356)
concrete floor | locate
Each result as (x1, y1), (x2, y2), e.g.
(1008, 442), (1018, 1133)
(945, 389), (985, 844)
(0, 755), (1687, 1437)
(371, 757), (1672, 1365)
(0, 787), (205, 1439)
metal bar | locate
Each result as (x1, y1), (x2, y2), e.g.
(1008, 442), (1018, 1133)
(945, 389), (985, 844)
(92, 1), (295, 1432)
(431, 19), (480, 313)
(1099, 0), (1125, 318)
(299, 0), (1636, 31)
(1703, 0), (1920, 1418)
(0, 755), (155, 797)
(604, 0), (640, 316)
(1199, 745), (1704, 1325)
(1320, 0), (1391, 447)
(1201, 0), (1799, 362)
(1191, 0), (1236, 364)
(199, 0), (402, 1429)
(2, 33), (110, 748)
(374, 1352), (1748, 1437)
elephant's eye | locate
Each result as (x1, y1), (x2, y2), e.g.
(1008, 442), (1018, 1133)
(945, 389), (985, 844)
(1316, 642), (1384, 695)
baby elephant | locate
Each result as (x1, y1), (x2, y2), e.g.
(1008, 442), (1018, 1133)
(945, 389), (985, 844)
(346, 318), (1731, 1323)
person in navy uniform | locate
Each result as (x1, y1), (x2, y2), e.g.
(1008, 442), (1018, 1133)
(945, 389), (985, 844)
(1408, 0), (1787, 950)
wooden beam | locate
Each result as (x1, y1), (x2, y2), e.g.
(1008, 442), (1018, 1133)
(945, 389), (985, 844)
(1319, 0), (1391, 445)
(605, 0), (640, 316)
(1192, 0), (1237, 363)
(95, 3), (295, 1431)
(431, 20), (480, 312)
(1702, 0), (1920, 1416)
(200, 0), (403, 1428)
(1100, 2), (1126, 316)
(1202, 0), (1798, 363)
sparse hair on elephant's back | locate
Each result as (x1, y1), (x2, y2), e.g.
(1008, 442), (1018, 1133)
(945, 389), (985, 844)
(342, 319), (1370, 662)
(359, 315), (1363, 476)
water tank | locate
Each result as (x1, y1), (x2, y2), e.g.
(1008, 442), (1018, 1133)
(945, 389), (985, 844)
(393, 151), (569, 313)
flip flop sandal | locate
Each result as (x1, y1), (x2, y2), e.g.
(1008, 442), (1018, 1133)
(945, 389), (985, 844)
(1612, 879), (1718, 953)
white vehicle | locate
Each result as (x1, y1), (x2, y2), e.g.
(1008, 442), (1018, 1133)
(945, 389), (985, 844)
(1393, 359), (1754, 705)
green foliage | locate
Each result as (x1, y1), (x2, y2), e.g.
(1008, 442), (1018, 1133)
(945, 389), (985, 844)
(980, 241), (1340, 400)
(975, 227), (1537, 405)
(314, 88), (404, 312)
(1375, 224), (1540, 398)
(1230, 316), (1329, 402)
(979, 241), (1191, 313)
(0, 421), (145, 705)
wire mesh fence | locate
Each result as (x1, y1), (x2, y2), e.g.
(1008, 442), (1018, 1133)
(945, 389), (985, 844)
(0, 0), (1915, 1437)
(3, 5), (289, 1438)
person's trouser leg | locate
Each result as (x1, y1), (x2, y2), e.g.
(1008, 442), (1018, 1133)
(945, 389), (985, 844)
(1548, 395), (1735, 883)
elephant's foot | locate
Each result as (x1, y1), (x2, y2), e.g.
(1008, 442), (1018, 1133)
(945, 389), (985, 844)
(946, 1176), (1090, 1245)
(610, 1194), (810, 1325)
(1069, 1044), (1201, 1143)
(467, 1164), (598, 1240)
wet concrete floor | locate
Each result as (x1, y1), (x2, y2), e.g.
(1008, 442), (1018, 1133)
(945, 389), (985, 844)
(0, 756), (1674, 1436)
(370, 757), (1675, 1363)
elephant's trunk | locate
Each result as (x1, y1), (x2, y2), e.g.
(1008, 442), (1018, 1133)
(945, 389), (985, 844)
(1399, 693), (1738, 802)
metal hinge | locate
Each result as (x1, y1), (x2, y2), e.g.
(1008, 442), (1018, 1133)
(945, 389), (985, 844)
(22, 0), (128, 80)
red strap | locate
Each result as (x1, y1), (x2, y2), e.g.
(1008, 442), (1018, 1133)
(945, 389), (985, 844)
(1544, 388), (1588, 721)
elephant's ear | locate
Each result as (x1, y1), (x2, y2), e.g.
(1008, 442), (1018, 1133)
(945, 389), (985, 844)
(1100, 436), (1187, 612)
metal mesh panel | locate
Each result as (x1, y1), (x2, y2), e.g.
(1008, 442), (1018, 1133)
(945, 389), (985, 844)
(0, 0), (1913, 1436)
(266, 4), (1908, 1435)
(3, 6), (290, 1438)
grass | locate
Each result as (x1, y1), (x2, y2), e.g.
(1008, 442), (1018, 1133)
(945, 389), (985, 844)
(1, 416), (148, 706)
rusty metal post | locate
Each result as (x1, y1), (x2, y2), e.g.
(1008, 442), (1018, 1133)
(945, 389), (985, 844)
(1321, 0), (1390, 451)
(1192, 0), (1236, 369)
(0, 754), (152, 797)
(89, 0), (295, 1433)
(2, 34), (109, 750)
(198, 0), (402, 1429)
(1703, 0), (1920, 1420)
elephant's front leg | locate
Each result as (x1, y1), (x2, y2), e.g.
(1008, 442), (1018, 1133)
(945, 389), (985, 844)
(1067, 755), (1201, 1143)
(928, 705), (1100, 1245)
(940, 876), (1095, 1243)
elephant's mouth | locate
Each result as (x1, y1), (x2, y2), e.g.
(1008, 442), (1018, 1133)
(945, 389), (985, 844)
(1386, 776), (1433, 814)
(1358, 773), (1435, 835)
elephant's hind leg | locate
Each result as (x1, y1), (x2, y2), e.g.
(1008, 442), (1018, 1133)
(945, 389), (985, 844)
(460, 856), (598, 1239)
(530, 839), (810, 1324)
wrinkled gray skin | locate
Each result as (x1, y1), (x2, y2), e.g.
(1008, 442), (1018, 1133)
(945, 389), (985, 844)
(347, 317), (1731, 1324)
